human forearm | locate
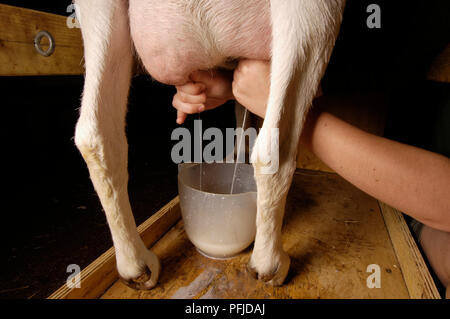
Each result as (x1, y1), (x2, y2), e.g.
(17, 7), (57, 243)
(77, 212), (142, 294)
(301, 107), (450, 232)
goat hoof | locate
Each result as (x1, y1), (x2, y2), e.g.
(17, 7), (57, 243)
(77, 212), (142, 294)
(246, 263), (258, 280)
(247, 251), (290, 286)
(119, 266), (157, 290)
(119, 251), (161, 290)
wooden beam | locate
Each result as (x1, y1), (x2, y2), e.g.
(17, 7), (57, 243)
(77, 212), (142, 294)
(0, 4), (84, 76)
(379, 202), (441, 299)
(47, 196), (181, 299)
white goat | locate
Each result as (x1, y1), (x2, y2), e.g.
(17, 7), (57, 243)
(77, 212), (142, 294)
(74, 0), (346, 289)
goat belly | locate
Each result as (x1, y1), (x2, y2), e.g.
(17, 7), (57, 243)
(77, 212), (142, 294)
(129, 0), (272, 85)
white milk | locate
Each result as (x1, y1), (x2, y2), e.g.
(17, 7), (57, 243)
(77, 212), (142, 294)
(190, 235), (253, 259)
(178, 163), (257, 260)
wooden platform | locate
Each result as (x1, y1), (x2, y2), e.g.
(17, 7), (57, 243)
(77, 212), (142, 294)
(50, 169), (440, 299)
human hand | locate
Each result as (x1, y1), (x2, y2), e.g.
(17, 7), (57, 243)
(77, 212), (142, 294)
(232, 59), (271, 118)
(173, 69), (234, 124)
(232, 59), (323, 118)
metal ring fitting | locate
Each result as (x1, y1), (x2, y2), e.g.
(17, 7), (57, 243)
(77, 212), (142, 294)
(34, 30), (55, 57)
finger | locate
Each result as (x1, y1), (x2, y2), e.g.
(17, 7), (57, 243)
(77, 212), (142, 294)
(177, 90), (207, 104)
(176, 110), (187, 125)
(233, 64), (245, 82)
(235, 58), (249, 73)
(176, 82), (205, 95)
(231, 78), (242, 99)
(173, 98), (205, 114)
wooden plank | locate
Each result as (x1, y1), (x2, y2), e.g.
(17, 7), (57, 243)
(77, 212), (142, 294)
(0, 4), (84, 76)
(102, 170), (412, 299)
(379, 202), (441, 299)
(48, 197), (181, 299)
(427, 44), (450, 83)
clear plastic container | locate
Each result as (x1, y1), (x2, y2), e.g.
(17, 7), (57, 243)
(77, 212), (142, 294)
(178, 163), (257, 259)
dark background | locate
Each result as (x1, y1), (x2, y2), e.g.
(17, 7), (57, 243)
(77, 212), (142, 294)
(0, 0), (448, 298)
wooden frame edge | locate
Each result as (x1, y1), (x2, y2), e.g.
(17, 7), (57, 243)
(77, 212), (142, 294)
(48, 196), (181, 299)
(0, 4), (84, 76)
(378, 201), (441, 299)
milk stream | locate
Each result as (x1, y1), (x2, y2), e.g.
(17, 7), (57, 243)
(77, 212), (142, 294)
(230, 108), (248, 194)
(198, 112), (202, 191)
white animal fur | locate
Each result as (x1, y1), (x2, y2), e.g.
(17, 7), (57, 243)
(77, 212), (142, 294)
(74, 0), (345, 288)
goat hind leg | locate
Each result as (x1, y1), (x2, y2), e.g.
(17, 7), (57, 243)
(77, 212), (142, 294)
(74, 0), (160, 290)
(248, 0), (345, 286)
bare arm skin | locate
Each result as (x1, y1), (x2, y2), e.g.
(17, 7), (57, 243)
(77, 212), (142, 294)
(302, 105), (450, 232)
(230, 59), (450, 232)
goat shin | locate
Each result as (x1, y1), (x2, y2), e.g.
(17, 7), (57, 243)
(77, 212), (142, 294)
(74, 0), (160, 290)
(248, 0), (346, 286)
